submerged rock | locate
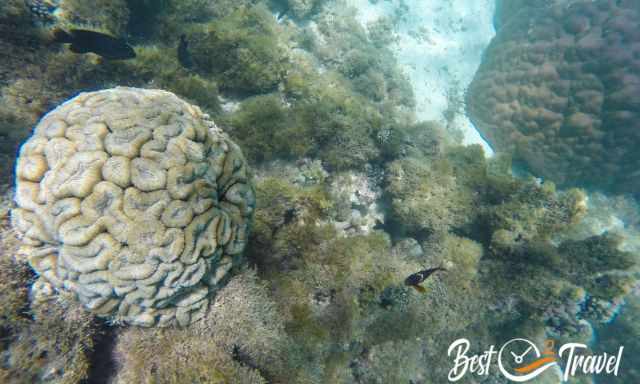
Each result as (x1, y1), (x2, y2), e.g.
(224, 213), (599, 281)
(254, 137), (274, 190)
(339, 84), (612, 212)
(468, 0), (640, 193)
(11, 87), (255, 327)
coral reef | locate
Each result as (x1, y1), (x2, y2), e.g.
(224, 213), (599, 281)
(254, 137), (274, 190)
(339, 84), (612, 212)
(113, 269), (285, 383)
(562, 192), (640, 253)
(217, 2), (415, 170)
(285, 0), (321, 20)
(122, 45), (223, 113)
(0, 2), (51, 185)
(224, 93), (307, 163)
(187, 5), (289, 94)
(483, 180), (587, 251)
(193, 269), (289, 375)
(127, 0), (258, 40)
(114, 325), (267, 384)
(467, 0), (640, 193)
(482, 231), (637, 349)
(493, 0), (563, 30)
(11, 87), (255, 327)
(0, 192), (100, 384)
(384, 139), (587, 241)
(310, 4), (415, 110)
(2, 0), (415, 177)
(594, 290), (640, 384)
(329, 171), (384, 234)
(1, 289), (100, 384)
(349, 340), (426, 384)
(55, 0), (131, 36)
(385, 154), (476, 237)
(1, 0), (638, 382)
(222, 49), (410, 170)
(0, 191), (28, 334)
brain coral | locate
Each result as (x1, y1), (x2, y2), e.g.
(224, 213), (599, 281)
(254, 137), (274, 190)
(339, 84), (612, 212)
(467, 0), (640, 193)
(11, 87), (255, 327)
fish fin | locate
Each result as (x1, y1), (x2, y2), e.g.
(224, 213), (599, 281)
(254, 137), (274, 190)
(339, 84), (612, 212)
(52, 28), (73, 43)
(412, 285), (427, 293)
(69, 43), (89, 54)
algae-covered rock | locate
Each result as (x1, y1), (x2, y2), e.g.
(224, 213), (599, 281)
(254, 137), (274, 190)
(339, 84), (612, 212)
(11, 87), (255, 327)
(56, 0), (130, 36)
(484, 181), (587, 250)
(595, 291), (640, 384)
(1, 289), (100, 384)
(114, 325), (267, 384)
(188, 5), (289, 93)
(385, 155), (475, 236)
(286, 0), (321, 19)
(113, 270), (286, 384)
(493, 0), (562, 30)
(0, 191), (99, 384)
(482, 230), (637, 349)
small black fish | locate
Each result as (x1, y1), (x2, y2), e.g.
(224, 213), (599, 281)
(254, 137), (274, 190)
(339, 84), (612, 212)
(53, 28), (136, 60)
(404, 266), (446, 293)
(177, 34), (193, 69)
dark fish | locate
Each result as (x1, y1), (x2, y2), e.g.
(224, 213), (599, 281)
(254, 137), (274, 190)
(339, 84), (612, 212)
(25, 0), (57, 22)
(404, 266), (446, 293)
(53, 28), (136, 60)
(177, 34), (193, 69)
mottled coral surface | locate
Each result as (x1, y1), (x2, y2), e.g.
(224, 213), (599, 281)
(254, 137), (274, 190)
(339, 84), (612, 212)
(11, 87), (255, 327)
(1, 1), (639, 382)
(467, 0), (640, 193)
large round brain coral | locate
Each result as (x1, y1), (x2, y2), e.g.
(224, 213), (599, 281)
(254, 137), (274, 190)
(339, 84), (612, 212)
(11, 87), (255, 327)
(467, 0), (640, 193)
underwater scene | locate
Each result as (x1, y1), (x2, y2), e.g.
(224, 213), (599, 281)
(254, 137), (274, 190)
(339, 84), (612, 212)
(0, 0), (638, 383)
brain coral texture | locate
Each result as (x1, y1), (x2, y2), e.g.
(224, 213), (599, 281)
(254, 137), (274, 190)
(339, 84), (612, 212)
(11, 87), (255, 327)
(467, 0), (640, 193)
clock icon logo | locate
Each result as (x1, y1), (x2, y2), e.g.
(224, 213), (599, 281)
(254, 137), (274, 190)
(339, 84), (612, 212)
(498, 339), (558, 382)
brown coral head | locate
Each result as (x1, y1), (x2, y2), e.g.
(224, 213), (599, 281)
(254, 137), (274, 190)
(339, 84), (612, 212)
(467, 1), (640, 193)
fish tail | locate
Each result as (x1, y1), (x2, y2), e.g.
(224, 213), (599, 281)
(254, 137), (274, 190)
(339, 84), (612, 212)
(52, 28), (73, 43)
(412, 285), (427, 293)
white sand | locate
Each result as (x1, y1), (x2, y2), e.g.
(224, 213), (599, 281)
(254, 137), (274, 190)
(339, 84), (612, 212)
(346, 0), (496, 155)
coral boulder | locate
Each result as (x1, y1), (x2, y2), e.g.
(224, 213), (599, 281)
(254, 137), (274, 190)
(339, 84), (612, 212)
(11, 87), (255, 327)
(467, 0), (640, 193)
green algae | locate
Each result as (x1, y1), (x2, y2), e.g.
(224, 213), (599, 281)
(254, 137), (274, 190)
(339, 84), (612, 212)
(187, 5), (288, 93)
(58, 0), (130, 36)
(385, 155), (476, 236)
(112, 270), (287, 383)
(223, 94), (309, 163)
(0, 201), (99, 383)
(0, 273), (99, 383)
(0, 0), (638, 382)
